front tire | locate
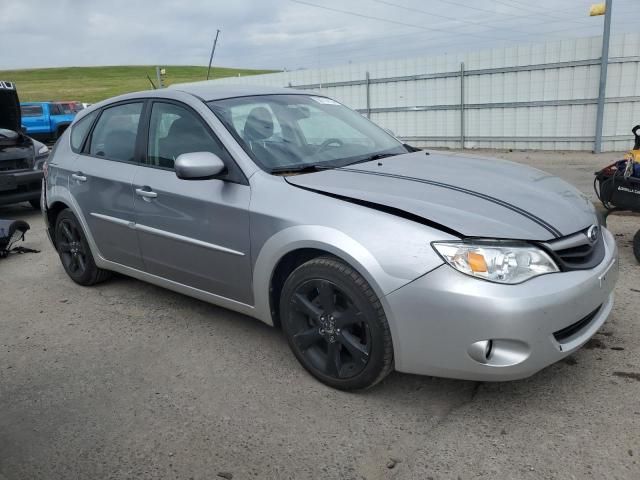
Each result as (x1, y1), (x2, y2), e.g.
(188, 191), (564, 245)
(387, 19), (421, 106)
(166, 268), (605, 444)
(29, 198), (41, 210)
(280, 256), (393, 390)
(634, 230), (640, 263)
(54, 209), (110, 286)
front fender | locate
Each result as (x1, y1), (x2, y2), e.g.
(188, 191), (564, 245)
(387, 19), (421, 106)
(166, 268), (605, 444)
(251, 224), (415, 325)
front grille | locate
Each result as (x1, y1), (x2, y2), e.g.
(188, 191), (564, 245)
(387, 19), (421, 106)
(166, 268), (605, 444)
(542, 226), (605, 271)
(0, 159), (29, 172)
(553, 305), (602, 343)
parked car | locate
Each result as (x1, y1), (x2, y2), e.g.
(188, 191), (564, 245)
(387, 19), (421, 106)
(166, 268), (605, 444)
(58, 101), (84, 114)
(0, 81), (49, 209)
(42, 84), (618, 390)
(20, 101), (76, 142)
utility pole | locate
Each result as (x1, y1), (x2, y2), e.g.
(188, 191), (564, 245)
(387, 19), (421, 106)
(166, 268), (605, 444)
(593, 0), (613, 153)
(207, 30), (221, 81)
(155, 66), (164, 89)
(460, 62), (465, 150)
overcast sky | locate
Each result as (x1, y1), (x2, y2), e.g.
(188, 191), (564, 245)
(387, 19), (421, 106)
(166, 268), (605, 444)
(2, 0), (639, 71)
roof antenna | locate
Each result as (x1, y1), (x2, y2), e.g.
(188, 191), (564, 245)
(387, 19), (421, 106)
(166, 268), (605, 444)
(207, 29), (221, 80)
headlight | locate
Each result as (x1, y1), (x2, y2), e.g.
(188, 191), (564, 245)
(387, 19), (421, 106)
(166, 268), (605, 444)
(432, 241), (559, 284)
(37, 144), (49, 156)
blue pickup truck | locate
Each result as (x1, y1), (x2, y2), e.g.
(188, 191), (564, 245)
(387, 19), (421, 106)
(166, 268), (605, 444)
(20, 101), (77, 142)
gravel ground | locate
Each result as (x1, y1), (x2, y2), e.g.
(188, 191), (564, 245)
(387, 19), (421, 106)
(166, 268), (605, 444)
(0, 150), (639, 480)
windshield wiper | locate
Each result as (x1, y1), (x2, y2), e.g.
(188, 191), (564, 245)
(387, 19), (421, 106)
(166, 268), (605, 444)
(345, 152), (400, 166)
(270, 164), (334, 175)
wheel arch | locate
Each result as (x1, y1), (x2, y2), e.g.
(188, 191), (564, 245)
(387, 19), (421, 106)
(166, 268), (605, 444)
(268, 248), (336, 328)
(252, 225), (406, 328)
(46, 200), (71, 246)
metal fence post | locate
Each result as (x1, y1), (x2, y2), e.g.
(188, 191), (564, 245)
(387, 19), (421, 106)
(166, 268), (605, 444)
(594, 0), (613, 153)
(365, 72), (371, 119)
(460, 62), (465, 149)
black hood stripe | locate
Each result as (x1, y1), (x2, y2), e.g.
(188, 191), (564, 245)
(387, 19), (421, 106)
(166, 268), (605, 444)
(336, 167), (563, 238)
(287, 181), (463, 237)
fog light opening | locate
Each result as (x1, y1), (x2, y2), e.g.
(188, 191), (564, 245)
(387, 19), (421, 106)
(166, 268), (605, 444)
(484, 340), (493, 360)
(467, 339), (531, 367)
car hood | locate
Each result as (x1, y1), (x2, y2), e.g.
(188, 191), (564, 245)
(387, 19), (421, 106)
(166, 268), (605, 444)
(285, 151), (597, 241)
(0, 81), (21, 132)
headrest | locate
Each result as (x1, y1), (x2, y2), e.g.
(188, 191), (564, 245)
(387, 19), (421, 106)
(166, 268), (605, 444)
(243, 106), (274, 141)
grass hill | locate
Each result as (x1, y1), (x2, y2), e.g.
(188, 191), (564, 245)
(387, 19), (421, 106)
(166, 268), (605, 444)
(0, 66), (276, 104)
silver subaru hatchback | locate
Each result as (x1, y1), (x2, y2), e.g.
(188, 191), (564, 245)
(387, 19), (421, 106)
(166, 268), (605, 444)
(43, 83), (618, 390)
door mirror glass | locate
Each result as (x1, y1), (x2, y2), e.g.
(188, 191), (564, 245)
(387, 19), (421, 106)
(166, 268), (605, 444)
(175, 151), (226, 180)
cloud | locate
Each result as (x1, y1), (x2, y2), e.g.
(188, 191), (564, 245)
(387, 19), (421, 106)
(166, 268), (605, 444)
(0, 0), (637, 70)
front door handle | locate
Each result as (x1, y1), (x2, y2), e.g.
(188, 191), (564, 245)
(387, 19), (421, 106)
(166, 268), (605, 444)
(72, 172), (87, 182)
(135, 187), (158, 199)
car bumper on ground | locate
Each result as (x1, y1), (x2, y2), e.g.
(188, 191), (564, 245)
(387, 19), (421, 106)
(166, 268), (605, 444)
(0, 170), (44, 205)
(386, 227), (619, 381)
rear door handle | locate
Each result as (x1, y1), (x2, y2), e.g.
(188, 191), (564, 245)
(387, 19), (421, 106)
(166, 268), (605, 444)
(135, 187), (158, 199)
(72, 172), (87, 182)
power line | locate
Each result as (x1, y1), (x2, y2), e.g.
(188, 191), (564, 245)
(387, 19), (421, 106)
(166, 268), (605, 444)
(491, 0), (591, 25)
(434, 0), (590, 24)
(290, 0), (516, 40)
(222, 15), (638, 71)
(369, 0), (523, 36)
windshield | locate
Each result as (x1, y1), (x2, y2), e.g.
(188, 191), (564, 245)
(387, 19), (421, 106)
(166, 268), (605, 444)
(208, 94), (406, 172)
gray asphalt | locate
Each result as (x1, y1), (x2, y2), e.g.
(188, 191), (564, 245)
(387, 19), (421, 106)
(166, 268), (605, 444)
(0, 151), (639, 479)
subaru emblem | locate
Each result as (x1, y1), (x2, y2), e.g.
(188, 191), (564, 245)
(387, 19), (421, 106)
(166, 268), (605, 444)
(587, 225), (599, 243)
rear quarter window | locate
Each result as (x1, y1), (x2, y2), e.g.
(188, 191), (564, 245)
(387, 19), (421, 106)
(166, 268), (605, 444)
(70, 110), (99, 153)
(21, 105), (43, 117)
(88, 102), (143, 162)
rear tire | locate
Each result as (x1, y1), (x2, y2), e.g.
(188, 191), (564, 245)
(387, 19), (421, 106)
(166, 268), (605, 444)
(54, 209), (111, 286)
(280, 256), (393, 390)
(633, 230), (640, 264)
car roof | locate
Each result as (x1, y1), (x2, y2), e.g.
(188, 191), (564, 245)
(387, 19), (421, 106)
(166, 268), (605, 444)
(168, 82), (309, 101)
(74, 82), (316, 122)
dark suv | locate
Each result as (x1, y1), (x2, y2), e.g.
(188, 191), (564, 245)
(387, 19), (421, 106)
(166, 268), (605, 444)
(0, 80), (49, 209)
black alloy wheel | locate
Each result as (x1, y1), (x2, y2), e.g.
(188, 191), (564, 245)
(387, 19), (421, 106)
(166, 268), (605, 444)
(57, 217), (88, 276)
(54, 209), (110, 286)
(280, 257), (393, 390)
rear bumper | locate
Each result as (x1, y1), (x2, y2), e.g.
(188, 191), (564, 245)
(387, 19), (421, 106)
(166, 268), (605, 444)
(386, 227), (619, 381)
(0, 170), (43, 205)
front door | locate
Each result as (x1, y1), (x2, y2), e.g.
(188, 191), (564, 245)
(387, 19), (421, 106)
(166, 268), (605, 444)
(70, 101), (145, 269)
(133, 100), (253, 304)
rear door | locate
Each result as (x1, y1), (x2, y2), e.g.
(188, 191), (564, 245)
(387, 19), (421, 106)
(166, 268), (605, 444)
(69, 101), (145, 269)
(132, 100), (253, 304)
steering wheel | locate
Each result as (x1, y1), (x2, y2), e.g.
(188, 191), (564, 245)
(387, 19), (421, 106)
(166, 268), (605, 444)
(314, 138), (344, 155)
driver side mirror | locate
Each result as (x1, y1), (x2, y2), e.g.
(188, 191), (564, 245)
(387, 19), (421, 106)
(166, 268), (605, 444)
(175, 151), (226, 180)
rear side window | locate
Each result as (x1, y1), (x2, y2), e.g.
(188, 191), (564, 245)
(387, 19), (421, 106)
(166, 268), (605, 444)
(50, 103), (64, 115)
(89, 102), (143, 162)
(21, 105), (43, 117)
(70, 110), (98, 153)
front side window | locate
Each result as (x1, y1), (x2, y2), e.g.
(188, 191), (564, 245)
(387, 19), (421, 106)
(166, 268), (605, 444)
(70, 110), (98, 153)
(89, 102), (142, 162)
(208, 94), (405, 172)
(147, 102), (229, 169)
(20, 105), (43, 117)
